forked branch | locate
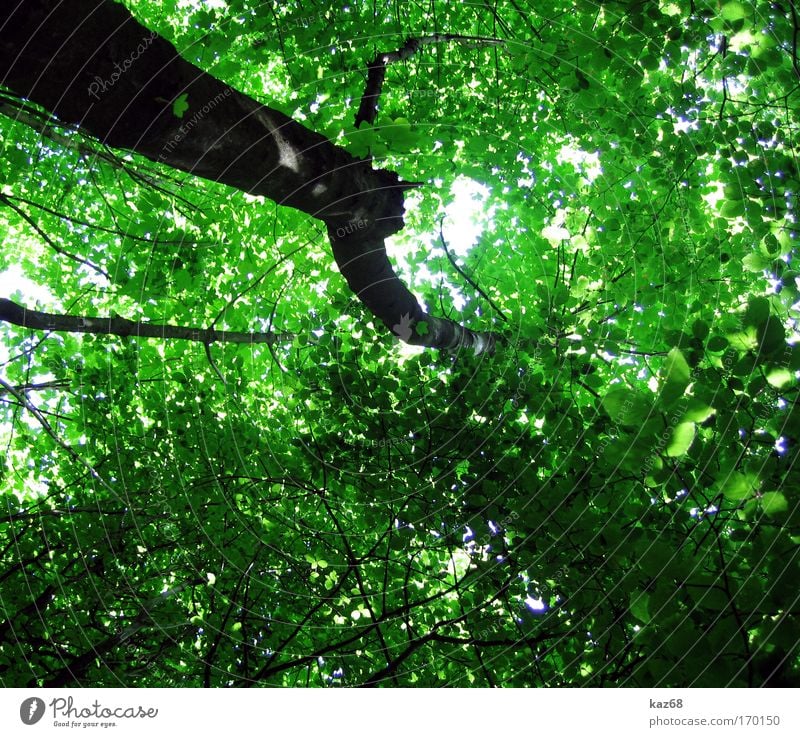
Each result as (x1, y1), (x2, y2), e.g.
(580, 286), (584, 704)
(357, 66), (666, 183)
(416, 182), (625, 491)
(354, 34), (505, 128)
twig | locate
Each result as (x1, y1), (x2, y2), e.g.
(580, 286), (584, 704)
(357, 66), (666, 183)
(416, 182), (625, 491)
(209, 238), (311, 330)
(203, 342), (227, 385)
(507, 0), (543, 41)
(265, 280), (290, 374)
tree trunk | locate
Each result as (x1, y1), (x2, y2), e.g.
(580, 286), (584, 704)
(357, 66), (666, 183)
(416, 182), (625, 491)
(0, 0), (497, 353)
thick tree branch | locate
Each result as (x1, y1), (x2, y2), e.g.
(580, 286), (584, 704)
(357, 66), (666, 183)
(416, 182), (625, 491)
(0, 0), (500, 353)
(329, 230), (499, 353)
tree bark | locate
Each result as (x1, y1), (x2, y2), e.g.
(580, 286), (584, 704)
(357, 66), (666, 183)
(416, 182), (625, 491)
(0, 0), (497, 353)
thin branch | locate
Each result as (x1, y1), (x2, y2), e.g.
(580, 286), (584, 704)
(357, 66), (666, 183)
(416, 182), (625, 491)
(209, 237), (313, 330)
(265, 280), (290, 373)
(203, 342), (227, 385)
(354, 34), (505, 128)
(0, 380), (70, 395)
(0, 98), (208, 214)
(2, 191), (217, 249)
(0, 297), (292, 345)
(790, 0), (800, 81)
(0, 193), (110, 280)
(0, 375), (121, 502)
(438, 219), (508, 323)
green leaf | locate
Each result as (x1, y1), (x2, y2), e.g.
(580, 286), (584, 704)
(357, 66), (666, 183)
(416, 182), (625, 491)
(661, 347), (691, 389)
(766, 367), (792, 389)
(719, 472), (760, 502)
(743, 252), (770, 272)
(601, 386), (652, 427)
(665, 422), (695, 457)
(756, 317), (785, 354)
(379, 118), (418, 152)
(172, 93), (190, 118)
(720, 1), (747, 21)
(744, 297), (770, 327)
(682, 398), (715, 423)
(720, 199), (745, 218)
(629, 591), (651, 624)
(763, 234), (780, 255)
(344, 125), (376, 158)
(760, 492), (788, 517)
(692, 320), (709, 340)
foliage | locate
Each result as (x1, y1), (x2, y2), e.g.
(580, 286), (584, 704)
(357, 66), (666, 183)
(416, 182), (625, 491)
(1, 0), (799, 686)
